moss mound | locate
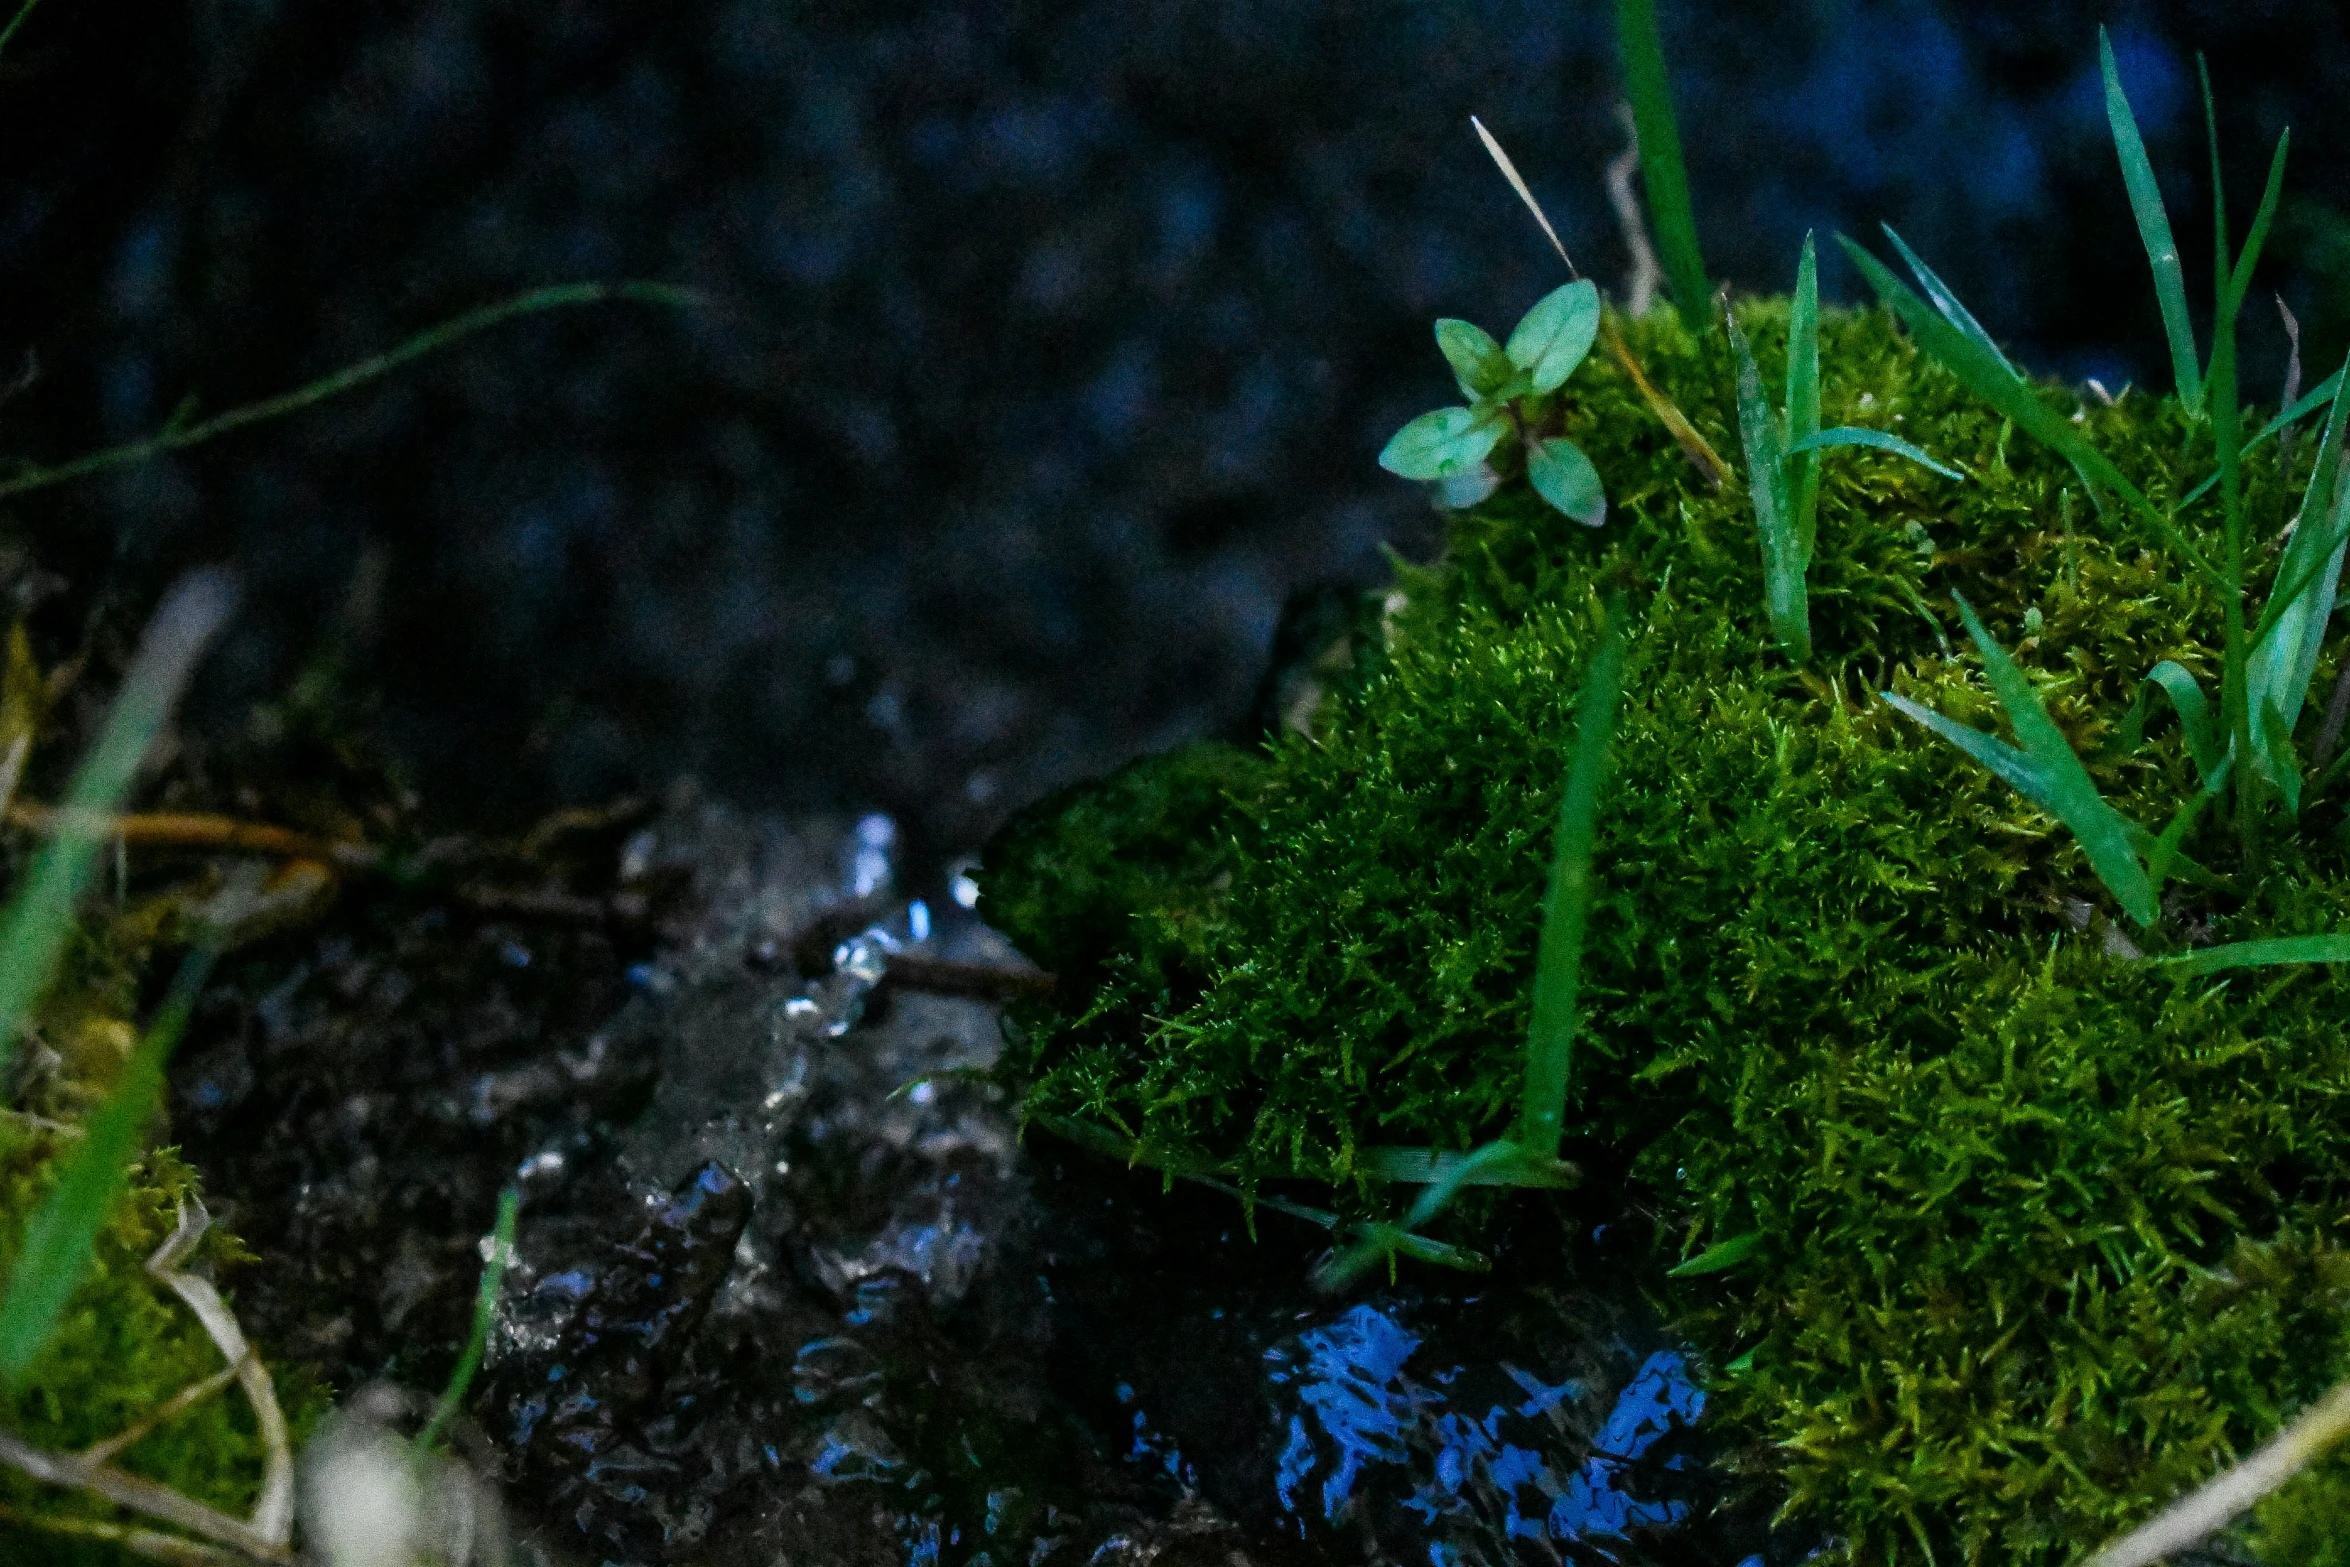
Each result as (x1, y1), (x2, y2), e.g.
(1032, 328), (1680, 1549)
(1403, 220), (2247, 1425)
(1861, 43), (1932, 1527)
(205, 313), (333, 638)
(980, 300), (2350, 1562)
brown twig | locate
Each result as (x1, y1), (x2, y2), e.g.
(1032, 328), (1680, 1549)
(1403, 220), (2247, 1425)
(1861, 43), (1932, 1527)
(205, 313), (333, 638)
(2, 802), (379, 874)
(1598, 313), (1729, 488)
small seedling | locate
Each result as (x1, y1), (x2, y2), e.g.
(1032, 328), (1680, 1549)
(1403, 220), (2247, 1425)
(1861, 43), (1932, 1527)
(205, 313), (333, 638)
(1726, 232), (1959, 665)
(1379, 279), (1611, 526)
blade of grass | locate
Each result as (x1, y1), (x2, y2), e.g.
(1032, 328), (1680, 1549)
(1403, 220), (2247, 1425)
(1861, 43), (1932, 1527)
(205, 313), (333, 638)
(2154, 935), (2350, 975)
(2201, 56), (2259, 859)
(1614, 0), (1708, 321)
(1787, 233), (1822, 559)
(2179, 364), (2345, 511)
(1728, 310), (1807, 663)
(1667, 1230), (1762, 1278)
(1886, 596), (2160, 926)
(1787, 426), (1966, 480)
(1516, 596), (1627, 1155)
(2115, 660), (2230, 790)
(2101, 28), (2202, 408)
(1840, 234), (2218, 586)
(0, 945), (216, 1386)
(2224, 129), (2291, 317)
(1881, 224), (2018, 377)
(414, 1187), (518, 1454)
(0, 571), (236, 1086)
(0, 0), (44, 63)
(1361, 1144), (1578, 1189)
(0, 282), (696, 503)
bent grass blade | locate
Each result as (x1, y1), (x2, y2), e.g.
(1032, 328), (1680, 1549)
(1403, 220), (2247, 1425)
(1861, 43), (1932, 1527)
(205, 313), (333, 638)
(1885, 595), (2158, 927)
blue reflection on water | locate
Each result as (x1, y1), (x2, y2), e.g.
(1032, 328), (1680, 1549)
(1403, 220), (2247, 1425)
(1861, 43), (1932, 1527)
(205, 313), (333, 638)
(1266, 1303), (1703, 1557)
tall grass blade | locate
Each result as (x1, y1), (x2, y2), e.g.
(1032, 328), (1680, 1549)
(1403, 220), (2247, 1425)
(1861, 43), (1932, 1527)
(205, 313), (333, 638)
(1841, 235), (2217, 584)
(1613, 0), (1708, 322)
(1727, 311), (1808, 663)
(0, 283), (696, 504)
(1787, 233), (1822, 557)
(1886, 596), (2159, 926)
(0, 571), (236, 1085)
(1517, 596), (1627, 1155)
(415, 1186), (519, 1454)
(2247, 361), (2350, 806)
(2101, 27), (2202, 408)
(2225, 131), (2291, 316)
(1881, 224), (2018, 377)
(2180, 365), (2344, 511)
(1787, 426), (1965, 480)
(2156, 935), (2350, 975)
(0, 947), (215, 1385)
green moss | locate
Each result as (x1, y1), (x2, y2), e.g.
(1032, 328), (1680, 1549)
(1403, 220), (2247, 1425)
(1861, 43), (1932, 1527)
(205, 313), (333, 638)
(0, 1122), (328, 1563)
(981, 301), (2350, 1560)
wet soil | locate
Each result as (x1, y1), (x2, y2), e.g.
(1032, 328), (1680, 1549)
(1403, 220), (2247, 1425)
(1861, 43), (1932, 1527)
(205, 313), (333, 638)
(169, 788), (1792, 1566)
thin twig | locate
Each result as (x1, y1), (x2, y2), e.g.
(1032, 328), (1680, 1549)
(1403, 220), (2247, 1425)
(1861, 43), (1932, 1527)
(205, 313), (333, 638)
(0, 281), (696, 503)
(147, 1203), (294, 1547)
(1606, 104), (1663, 318)
(1, 802), (379, 872)
(0, 1499), (244, 1565)
(1598, 314), (1729, 487)
(2279, 294), (2305, 470)
(2086, 1380), (2350, 1567)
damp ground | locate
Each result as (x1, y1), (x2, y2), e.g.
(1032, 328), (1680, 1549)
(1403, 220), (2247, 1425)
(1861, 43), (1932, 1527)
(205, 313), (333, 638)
(166, 785), (1799, 1566)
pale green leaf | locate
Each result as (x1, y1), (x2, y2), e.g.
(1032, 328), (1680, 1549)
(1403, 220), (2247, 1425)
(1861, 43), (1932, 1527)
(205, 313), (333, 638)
(1435, 317), (1515, 400)
(1378, 404), (1507, 481)
(1504, 279), (1602, 393)
(1527, 436), (1607, 527)
(1787, 425), (1966, 481)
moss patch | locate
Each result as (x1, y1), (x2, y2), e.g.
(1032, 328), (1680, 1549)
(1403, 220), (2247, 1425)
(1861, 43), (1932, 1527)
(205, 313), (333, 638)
(981, 301), (2350, 1561)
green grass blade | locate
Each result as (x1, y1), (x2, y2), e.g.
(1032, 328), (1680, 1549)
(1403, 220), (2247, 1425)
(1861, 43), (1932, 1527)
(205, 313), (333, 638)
(1950, 593), (2159, 925)
(1882, 691), (2052, 806)
(2225, 130), (2291, 315)
(1516, 597), (1627, 1157)
(2155, 935), (2350, 974)
(2147, 781), (2219, 899)
(1667, 1230), (1762, 1278)
(1880, 224), (2018, 376)
(1840, 234), (2217, 584)
(2101, 27), (2202, 408)
(0, 571), (236, 1087)
(0, 947), (215, 1385)
(1788, 426), (1966, 480)
(1361, 1145), (1579, 1189)
(1787, 233), (1822, 560)
(415, 1186), (519, 1453)
(2179, 364), (2345, 511)
(1614, 0), (1708, 322)
(0, 283), (696, 504)
(1728, 311), (1808, 663)
(2116, 660), (2230, 789)
(0, 0), (45, 64)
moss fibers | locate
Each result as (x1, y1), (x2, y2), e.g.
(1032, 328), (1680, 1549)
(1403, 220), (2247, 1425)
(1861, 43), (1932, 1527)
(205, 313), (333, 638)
(980, 301), (2350, 1561)
(0, 1123), (326, 1563)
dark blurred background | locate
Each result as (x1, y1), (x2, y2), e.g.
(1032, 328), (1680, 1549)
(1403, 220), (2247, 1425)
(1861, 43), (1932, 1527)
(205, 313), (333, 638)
(0, 0), (2344, 877)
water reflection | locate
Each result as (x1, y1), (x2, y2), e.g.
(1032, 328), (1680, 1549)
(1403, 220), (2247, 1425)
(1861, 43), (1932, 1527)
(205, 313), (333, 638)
(1264, 1302), (1704, 1561)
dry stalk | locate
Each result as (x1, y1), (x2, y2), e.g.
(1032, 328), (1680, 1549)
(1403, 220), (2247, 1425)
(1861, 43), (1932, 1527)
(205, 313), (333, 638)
(2086, 1379), (2350, 1567)
(0, 1201), (296, 1563)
